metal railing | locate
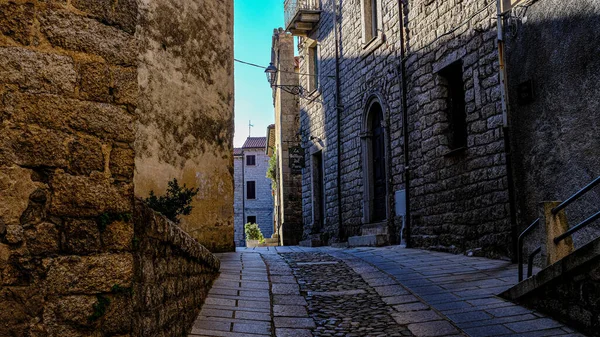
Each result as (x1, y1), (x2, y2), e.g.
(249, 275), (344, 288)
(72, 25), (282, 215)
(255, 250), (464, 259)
(517, 175), (600, 282)
(518, 218), (541, 282)
(552, 176), (600, 244)
(284, 0), (321, 30)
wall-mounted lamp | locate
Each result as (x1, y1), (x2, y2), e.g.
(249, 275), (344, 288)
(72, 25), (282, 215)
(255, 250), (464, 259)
(265, 62), (305, 97)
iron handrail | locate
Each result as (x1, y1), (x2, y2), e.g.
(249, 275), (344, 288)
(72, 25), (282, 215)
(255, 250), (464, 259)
(554, 210), (600, 244)
(552, 176), (600, 215)
(527, 246), (542, 278)
(518, 218), (540, 282)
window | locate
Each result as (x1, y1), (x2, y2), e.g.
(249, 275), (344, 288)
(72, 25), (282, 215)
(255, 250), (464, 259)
(246, 216), (257, 224)
(246, 181), (256, 199)
(246, 155), (256, 166)
(362, 0), (380, 43)
(439, 61), (467, 151)
(308, 42), (319, 92)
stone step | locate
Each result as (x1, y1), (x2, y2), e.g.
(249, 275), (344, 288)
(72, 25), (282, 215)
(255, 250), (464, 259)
(348, 234), (388, 247)
(299, 239), (322, 247)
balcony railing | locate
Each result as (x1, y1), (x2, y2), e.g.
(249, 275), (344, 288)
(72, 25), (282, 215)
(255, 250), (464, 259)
(284, 0), (321, 35)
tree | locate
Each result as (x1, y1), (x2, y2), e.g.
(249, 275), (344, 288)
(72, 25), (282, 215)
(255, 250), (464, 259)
(145, 178), (199, 224)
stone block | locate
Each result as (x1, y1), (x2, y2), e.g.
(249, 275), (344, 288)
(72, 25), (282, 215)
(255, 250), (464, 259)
(24, 222), (60, 255)
(102, 220), (133, 251)
(0, 2), (34, 45)
(0, 125), (70, 169)
(0, 47), (76, 95)
(38, 9), (138, 66)
(71, 0), (138, 34)
(52, 295), (97, 325)
(348, 234), (388, 247)
(62, 219), (102, 254)
(111, 66), (138, 105)
(78, 62), (111, 102)
(46, 253), (134, 294)
(68, 137), (105, 176)
(6, 92), (134, 143)
(49, 171), (133, 217)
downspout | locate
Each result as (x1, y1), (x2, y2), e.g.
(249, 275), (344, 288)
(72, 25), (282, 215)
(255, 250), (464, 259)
(496, 0), (518, 261)
(398, 0), (411, 248)
(333, 0), (344, 241)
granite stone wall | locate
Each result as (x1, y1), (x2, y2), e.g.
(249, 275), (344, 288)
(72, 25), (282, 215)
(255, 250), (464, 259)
(133, 200), (220, 336)
(298, 0), (511, 256)
(0, 1), (137, 335)
(506, 0), (600, 251)
(0, 0), (224, 335)
(135, 0), (235, 253)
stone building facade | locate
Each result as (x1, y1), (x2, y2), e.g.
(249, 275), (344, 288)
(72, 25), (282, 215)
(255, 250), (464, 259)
(292, 0), (511, 256)
(505, 0), (600, 253)
(134, 0), (235, 253)
(0, 0), (231, 335)
(233, 137), (274, 246)
(268, 29), (304, 246)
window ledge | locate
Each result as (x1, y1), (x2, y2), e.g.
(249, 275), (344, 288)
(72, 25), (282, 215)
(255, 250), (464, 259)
(443, 147), (467, 157)
(361, 34), (385, 58)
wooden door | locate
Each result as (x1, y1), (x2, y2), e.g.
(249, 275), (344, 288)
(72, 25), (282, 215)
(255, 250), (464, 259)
(371, 105), (387, 222)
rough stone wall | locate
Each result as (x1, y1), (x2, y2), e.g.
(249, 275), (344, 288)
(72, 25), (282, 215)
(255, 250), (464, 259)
(506, 0), (600, 250)
(299, 0), (403, 242)
(515, 244), (600, 336)
(233, 154), (245, 246)
(133, 200), (220, 336)
(233, 148), (274, 242)
(135, 0), (235, 253)
(298, 0), (511, 256)
(403, 0), (510, 256)
(272, 30), (303, 245)
(0, 1), (137, 335)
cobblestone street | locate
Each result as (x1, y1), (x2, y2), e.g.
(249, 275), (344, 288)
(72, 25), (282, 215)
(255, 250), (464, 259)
(190, 247), (585, 337)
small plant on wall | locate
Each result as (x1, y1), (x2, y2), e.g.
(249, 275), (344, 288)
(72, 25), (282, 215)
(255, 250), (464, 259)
(145, 178), (199, 224)
(244, 223), (264, 242)
(266, 148), (278, 191)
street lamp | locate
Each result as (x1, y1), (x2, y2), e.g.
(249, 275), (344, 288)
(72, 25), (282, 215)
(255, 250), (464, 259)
(265, 62), (305, 97)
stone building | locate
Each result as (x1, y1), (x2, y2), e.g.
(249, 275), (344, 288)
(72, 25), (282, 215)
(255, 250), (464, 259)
(0, 0), (232, 335)
(266, 29), (304, 246)
(288, 0), (511, 256)
(134, 0), (235, 253)
(233, 137), (275, 246)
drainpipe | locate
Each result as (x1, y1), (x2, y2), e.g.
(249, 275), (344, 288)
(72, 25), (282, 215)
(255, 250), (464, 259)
(241, 150), (246, 244)
(496, 0), (518, 261)
(398, 0), (411, 248)
(333, 0), (344, 241)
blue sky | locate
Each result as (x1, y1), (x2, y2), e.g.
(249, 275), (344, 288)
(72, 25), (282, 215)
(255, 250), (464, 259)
(234, 0), (286, 147)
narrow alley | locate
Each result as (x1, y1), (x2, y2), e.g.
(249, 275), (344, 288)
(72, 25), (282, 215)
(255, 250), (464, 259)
(189, 247), (582, 337)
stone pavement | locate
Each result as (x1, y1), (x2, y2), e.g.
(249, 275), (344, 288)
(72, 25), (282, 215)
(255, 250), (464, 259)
(189, 246), (585, 337)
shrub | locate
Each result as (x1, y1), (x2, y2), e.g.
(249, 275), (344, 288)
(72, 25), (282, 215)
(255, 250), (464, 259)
(266, 148), (277, 191)
(244, 223), (264, 241)
(145, 178), (199, 224)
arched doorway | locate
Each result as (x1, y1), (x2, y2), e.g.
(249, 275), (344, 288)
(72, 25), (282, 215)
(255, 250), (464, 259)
(370, 102), (387, 222)
(362, 99), (388, 224)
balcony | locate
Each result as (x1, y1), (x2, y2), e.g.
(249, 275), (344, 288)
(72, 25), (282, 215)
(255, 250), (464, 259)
(284, 0), (321, 36)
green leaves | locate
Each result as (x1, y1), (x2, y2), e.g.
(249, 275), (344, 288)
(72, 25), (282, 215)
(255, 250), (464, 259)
(145, 178), (200, 224)
(244, 223), (264, 241)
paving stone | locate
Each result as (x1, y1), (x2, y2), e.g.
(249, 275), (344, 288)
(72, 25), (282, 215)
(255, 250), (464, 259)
(408, 320), (460, 336)
(392, 310), (444, 325)
(272, 283), (300, 294)
(463, 324), (514, 337)
(191, 319), (231, 332)
(275, 328), (313, 337)
(232, 322), (271, 335)
(274, 305), (308, 317)
(201, 308), (234, 318)
(273, 294), (307, 306)
(485, 305), (533, 317)
(274, 317), (316, 329)
(505, 318), (564, 333)
(234, 310), (271, 321)
(383, 294), (420, 305)
(393, 302), (431, 312)
(446, 310), (493, 323)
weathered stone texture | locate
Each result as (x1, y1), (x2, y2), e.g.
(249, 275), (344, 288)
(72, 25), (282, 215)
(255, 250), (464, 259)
(1, 0), (226, 333)
(133, 200), (220, 336)
(298, 0), (510, 256)
(506, 0), (600, 253)
(135, 0), (235, 253)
